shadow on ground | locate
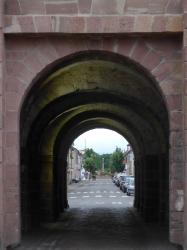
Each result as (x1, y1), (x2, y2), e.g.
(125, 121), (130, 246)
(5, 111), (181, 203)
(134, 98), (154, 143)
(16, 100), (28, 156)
(15, 207), (182, 250)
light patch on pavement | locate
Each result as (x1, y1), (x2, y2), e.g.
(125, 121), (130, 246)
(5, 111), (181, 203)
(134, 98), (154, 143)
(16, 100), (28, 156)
(69, 192), (75, 194)
(112, 202), (122, 204)
(116, 191), (120, 193)
(122, 195), (128, 198)
(95, 195), (102, 198)
(83, 192), (88, 193)
(96, 202), (105, 204)
(109, 195), (116, 198)
(69, 197), (77, 199)
(83, 196), (90, 198)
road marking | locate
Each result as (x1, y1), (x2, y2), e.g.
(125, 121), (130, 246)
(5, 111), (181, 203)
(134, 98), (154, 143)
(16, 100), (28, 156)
(83, 196), (90, 198)
(109, 195), (116, 198)
(122, 195), (128, 198)
(116, 191), (120, 193)
(95, 195), (102, 198)
(83, 192), (88, 193)
(89, 191), (95, 193)
(69, 192), (75, 194)
(112, 202), (122, 204)
(69, 197), (77, 199)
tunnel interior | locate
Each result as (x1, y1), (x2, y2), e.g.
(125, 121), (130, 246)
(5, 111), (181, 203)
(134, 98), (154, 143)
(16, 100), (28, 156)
(20, 51), (169, 232)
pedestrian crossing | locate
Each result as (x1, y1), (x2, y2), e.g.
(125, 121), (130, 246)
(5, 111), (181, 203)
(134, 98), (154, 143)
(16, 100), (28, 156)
(68, 190), (129, 199)
(69, 190), (125, 195)
(68, 179), (134, 207)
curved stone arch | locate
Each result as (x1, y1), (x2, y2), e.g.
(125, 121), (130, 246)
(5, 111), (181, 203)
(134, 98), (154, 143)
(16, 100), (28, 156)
(19, 49), (170, 149)
(13, 40), (179, 248)
(17, 37), (178, 118)
(27, 90), (165, 155)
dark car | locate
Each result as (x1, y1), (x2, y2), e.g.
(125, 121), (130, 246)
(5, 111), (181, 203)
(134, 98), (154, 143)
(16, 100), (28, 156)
(72, 177), (80, 183)
(121, 176), (133, 193)
(112, 174), (118, 184)
(119, 175), (129, 190)
(115, 173), (126, 187)
(127, 177), (135, 196)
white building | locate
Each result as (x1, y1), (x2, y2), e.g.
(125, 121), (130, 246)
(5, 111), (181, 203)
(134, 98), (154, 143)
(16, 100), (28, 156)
(67, 146), (83, 184)
(124, 144), (134, 176)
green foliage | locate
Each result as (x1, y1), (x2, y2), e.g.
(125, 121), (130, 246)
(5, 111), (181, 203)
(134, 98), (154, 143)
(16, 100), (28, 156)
(83, 148), (100, 174)
(83, 147), (125, 175)
(110, 147), (124, 173)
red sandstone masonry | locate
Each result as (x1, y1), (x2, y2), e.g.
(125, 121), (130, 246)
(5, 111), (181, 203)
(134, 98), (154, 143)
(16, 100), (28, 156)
(19, 0), (45, 15)
(2, 9), (184, 248)
(0, 0), (4, 247)
(5, 0), (183, 15)
(4, 15), (183, 34)
(46, 2), (78, 15)
(92, 0), (124, 15)
(78, 0), (92, 14)
(166, 95), (182, 111)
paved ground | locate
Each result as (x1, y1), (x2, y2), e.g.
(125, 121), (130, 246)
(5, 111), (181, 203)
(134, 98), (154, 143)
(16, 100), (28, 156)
(16, 178), (182, 250)
(68, 178), (134, 208)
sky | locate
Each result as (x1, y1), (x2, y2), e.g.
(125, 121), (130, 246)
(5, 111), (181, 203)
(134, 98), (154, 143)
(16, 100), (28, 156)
(73, 129), (128, 154)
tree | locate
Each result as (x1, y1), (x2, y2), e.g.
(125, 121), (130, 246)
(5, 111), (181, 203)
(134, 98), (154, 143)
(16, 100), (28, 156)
(84, 157), (96, 174)
(110, 147), (124, 173)
(83, 148), (100, 174)
(83, 147), (124, 175)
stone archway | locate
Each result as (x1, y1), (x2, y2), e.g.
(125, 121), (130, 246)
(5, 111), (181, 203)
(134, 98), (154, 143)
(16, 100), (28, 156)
(19, 50), (169, 237)
(3, 35), (183, 247)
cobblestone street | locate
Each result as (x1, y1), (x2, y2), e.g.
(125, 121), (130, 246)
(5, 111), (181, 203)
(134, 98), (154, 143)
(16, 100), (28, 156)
(15, 179), (181, 250)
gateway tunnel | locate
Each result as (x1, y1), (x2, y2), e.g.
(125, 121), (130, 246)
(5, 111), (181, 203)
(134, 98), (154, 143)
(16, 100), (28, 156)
(20, 51), (169, 232)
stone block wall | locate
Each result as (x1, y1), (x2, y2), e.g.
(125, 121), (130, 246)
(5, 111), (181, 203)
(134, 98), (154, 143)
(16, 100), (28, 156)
(4, 0), (183, 34)
(0, 0), (4, 248)
(4, 35), (183, 247)
(183, 1), (187, 249)
(0, 0), (185, 248)
(5, 0), (182, 15)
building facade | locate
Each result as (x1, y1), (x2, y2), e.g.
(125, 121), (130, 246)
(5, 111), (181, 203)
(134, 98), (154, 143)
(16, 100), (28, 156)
(124, 145), (134, 176)
(0, 0), (187, 249)
(67, 146), (83, 184)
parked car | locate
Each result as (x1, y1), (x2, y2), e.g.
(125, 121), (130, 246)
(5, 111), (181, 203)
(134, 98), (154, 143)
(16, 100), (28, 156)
(115, 173), (126, 187)
(112, 174), (118, 184)
(121, 176), (134, 193)
(72, 177), (80, 183)
(119, 175), (130, 190)
(127, 177), (135, 196)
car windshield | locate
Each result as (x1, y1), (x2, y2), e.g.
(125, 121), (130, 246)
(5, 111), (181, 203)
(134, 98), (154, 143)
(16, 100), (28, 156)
(129, 178), (134, 186)
(120, 176), (126, 181)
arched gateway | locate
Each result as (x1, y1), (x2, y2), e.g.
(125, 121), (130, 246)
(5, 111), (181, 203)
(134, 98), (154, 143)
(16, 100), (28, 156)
(0, 0), (186, 249)
(20, 50), (169, 228)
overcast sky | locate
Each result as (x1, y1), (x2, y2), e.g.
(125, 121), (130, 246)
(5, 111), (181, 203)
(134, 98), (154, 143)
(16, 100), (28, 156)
(73, 129), (128, 154)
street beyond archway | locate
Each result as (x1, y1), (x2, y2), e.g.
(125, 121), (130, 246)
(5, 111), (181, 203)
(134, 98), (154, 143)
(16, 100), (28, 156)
(16, 178), (180, 250)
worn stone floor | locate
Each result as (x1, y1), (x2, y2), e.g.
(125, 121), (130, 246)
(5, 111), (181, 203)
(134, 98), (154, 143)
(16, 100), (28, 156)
(15, 179), (182, 250)
(15, 207), (181, 250)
